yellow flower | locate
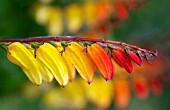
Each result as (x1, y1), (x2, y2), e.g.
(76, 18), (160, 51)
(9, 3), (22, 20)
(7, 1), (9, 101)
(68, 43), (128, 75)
(60, 42), (95, 84)
(55, 42), (76, 81)
(36, 43), (69, 86)
(7, 42), (42, 85)
(64, 3), (83, 33)
(7, 41), (95, 86)
(28, 47), (54, 83)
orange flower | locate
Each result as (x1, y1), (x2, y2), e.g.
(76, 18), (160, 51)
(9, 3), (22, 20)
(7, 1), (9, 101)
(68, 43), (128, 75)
(114, 78), (130, 108)
(63, 42), (95, 84)
(87, 44), (114, 80)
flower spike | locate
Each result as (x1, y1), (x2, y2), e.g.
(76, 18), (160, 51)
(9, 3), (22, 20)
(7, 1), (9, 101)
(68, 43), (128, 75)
(0, 36), (158, 86)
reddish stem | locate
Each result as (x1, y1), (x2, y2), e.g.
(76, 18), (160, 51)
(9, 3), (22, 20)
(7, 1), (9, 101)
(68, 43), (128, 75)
(0, 36), (157, 55)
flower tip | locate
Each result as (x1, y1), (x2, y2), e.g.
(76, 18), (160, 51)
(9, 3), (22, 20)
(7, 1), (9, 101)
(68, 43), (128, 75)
(47, 81), (52, 84)
(59, 81), (68, 87)
(87, 81), (92, 85)
(34, 81), (42, 86)
(36, 84), (41, 86)
(69, 76), (76, 82)
(61, 85), (65, 88)
(69, 79), (73, 82)
(136, 60), (142, 66)
(104, 76), (113, 81)
(138, 63), (142, 66)
(124, 65), (133, 73)
(127, 69), (133, 74)
(46, 78), (54, 84)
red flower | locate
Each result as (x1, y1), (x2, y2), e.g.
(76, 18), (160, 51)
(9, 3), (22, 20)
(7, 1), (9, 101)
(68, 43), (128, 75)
(114, 2), (128, 21)
(127, 50), (142, 66)
(150, 78), (162, 95)
(112, 47), (133, 73)
(133, 77), (149, 100)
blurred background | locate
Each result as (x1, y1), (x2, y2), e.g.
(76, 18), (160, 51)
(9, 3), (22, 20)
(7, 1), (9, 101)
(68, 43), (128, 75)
(0, 0), (170, 110)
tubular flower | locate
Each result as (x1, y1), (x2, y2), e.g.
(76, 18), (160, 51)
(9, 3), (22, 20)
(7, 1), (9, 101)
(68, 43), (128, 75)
(36, 43), (69, 86)
(112, 47), (133, 73)
(114, 78), (130, 109)
(132, 75), (149, 100)
(28, 47), (54, 83)
(114, 2), (128, 21)
(82, 77), (113, 109)
(149, 77), (162, 95)
(55, 42), (76, 81)
(126, 49), (142, 66)
(87, 43), (114, 80)
(7, 42), (42, 85)
(63, 42), (95, 84)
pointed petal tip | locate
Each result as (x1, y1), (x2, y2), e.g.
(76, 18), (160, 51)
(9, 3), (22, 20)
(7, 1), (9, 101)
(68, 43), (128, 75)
(69, 76), (76, 82)
(126, 69), (133, 74)
(34, 80), (42, 86)
(60, 82), (68, 87)
(35, 83), (41, 86)
(69, 79), (73, 82)
(46, 80), (53, 84)
(87, 80), (92, 85)
(104, 76), (113, 81)
(61, 83), (66, 88)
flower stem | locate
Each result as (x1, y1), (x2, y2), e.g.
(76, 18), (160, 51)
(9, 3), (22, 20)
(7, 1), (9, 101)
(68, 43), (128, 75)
(0, 36), (157, 56)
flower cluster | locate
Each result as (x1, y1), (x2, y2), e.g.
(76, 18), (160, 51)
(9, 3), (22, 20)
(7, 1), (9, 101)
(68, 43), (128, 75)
(2, 37), (157, 86)
(34, 0), (144, 35)
(21, 57), (163, 109)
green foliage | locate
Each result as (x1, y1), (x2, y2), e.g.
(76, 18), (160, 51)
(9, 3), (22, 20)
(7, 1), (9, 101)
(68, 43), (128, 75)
(113, 0), (170, 44)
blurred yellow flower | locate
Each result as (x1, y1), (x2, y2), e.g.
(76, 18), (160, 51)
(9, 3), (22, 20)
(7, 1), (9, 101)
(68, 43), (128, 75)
(35, 5), (63, 35)
(65, 3), (83, 33)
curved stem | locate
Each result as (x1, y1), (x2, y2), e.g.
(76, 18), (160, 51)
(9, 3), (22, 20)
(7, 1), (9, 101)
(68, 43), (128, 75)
(0, 36), (157, 55)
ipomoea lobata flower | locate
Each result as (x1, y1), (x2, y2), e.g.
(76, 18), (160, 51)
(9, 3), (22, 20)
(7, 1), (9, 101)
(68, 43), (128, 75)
(36, 43), (69, 86)
(87, 43), (114, 80)
(7, 42), (42, 85)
